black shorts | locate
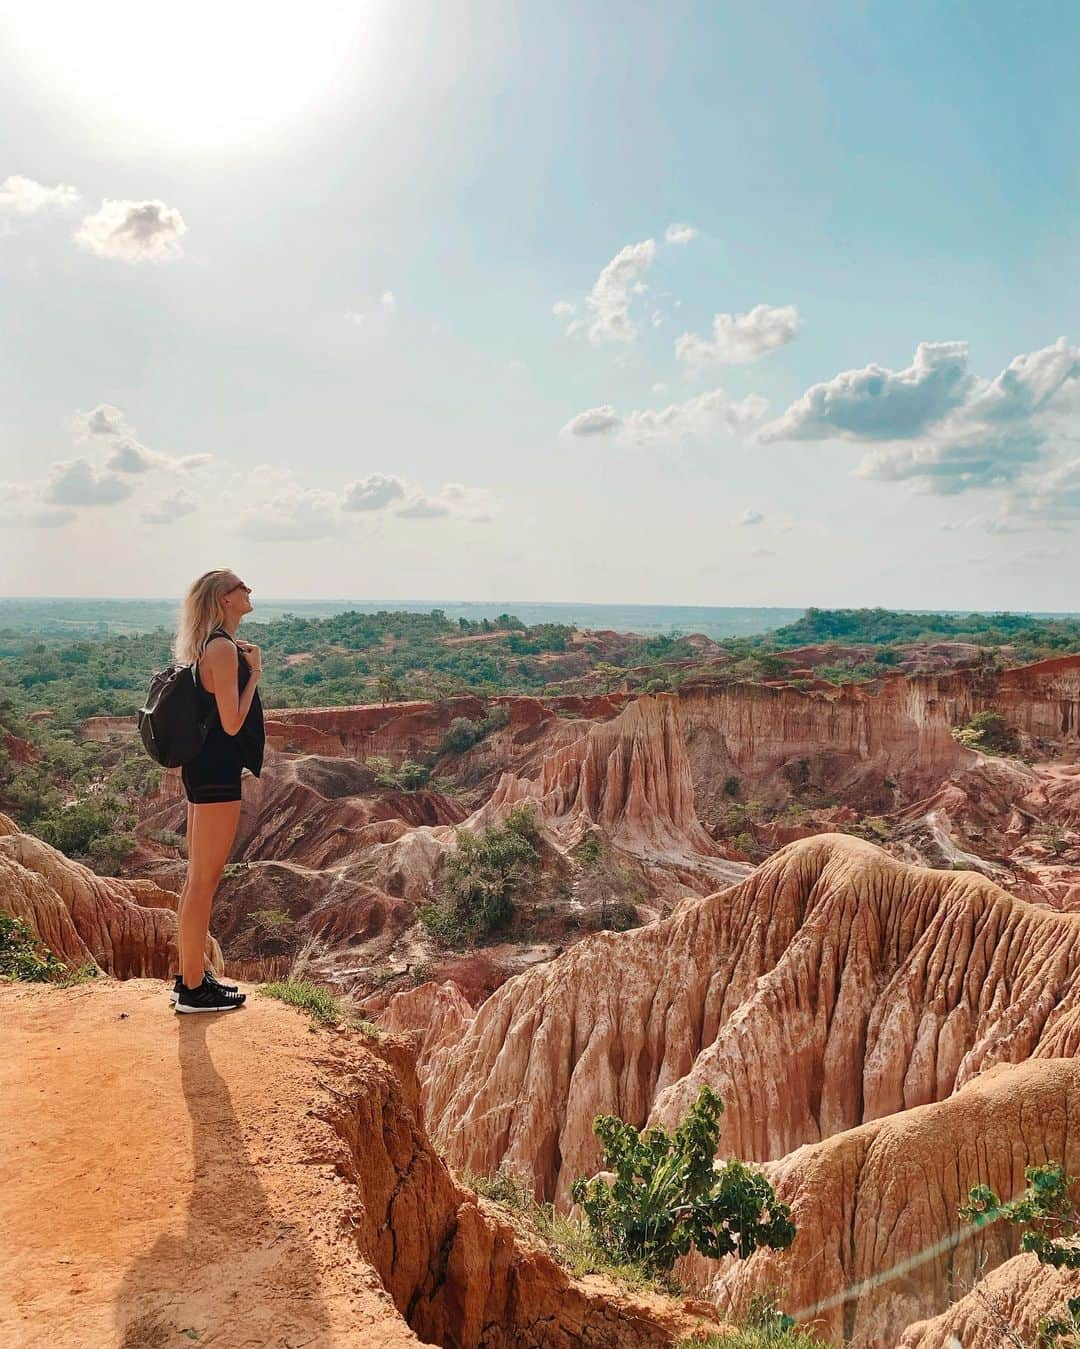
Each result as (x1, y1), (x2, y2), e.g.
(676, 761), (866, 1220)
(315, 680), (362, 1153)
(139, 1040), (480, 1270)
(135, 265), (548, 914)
(181, 729), (246, 804)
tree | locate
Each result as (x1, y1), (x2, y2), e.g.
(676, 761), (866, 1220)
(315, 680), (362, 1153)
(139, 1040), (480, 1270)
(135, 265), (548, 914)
(961, 1162), (1080, 1346)
(375, 673), (403, 704)
(570, 1084), (796, 1275)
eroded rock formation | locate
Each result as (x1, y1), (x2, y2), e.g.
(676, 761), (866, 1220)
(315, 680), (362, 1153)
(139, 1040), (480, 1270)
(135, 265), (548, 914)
(336, 1029), (725, 1347)
(418, 835), (1080, 1208)
(0, 811), (219, 977)
(696, 1058), (1080, 1346)
(402, 834), (1080, 1343)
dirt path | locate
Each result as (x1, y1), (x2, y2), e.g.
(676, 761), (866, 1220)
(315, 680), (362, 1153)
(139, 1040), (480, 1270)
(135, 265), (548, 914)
(1, 978), (423, 1349)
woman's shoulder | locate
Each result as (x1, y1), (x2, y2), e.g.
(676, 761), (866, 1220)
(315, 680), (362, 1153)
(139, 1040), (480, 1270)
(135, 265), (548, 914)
(201, 633), (238, 662)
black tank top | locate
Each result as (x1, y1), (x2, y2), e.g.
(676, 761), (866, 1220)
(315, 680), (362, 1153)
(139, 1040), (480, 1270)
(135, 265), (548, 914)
(195, 626), (265, 776)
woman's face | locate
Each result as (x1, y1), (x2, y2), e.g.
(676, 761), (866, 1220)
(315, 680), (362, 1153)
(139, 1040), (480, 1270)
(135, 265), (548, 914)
(221, 575), (254, 620)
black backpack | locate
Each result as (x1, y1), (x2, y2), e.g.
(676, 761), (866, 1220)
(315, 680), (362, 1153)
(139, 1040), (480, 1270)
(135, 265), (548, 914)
(138, 657), (216, 767)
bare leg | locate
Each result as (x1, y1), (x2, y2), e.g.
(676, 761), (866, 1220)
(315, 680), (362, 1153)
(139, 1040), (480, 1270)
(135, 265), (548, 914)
(175, 801), (194, 976)
(180, 800), (241, 989)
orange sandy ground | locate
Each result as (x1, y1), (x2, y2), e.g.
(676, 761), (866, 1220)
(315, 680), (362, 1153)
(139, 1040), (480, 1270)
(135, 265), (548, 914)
(0, 978), (423, 1349)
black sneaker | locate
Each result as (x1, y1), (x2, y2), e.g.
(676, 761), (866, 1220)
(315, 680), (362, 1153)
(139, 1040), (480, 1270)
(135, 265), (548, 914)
(175, 976), (246, 1014)
(170, 970), (239, 1005)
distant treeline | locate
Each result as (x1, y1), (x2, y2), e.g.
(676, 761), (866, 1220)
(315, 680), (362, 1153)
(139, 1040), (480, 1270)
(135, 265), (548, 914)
(768, 607), (1080, 656)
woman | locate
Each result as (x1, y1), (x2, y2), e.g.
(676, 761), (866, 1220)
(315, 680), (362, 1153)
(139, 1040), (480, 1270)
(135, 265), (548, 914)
(170, 569), (265, 1013)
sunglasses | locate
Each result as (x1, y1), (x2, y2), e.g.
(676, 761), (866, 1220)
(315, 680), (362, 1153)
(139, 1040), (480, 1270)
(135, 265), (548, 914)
(226, 581), (252, 594)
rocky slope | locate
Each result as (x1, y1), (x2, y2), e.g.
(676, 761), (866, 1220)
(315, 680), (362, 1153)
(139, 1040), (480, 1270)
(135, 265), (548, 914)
(387, 833), (1080, 1344)
(0, 811), (219, 978)
(70, 652), (1080, 1005)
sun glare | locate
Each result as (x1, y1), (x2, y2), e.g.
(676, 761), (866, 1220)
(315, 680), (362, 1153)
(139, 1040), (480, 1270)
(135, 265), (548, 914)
(4, 1), (382, 147)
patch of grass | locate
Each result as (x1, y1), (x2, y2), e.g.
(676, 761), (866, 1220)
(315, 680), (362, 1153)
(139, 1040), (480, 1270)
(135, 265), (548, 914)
(257, 978), (381, 1039)
(679, 1330), (830, 1349)
(251, 907), (294, 932)
(459, 1160), (682, 1298)
(679, 1295), (829, 1348)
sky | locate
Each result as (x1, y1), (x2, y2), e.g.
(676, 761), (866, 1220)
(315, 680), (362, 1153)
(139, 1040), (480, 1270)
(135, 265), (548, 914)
(1, 0), (1078, 610)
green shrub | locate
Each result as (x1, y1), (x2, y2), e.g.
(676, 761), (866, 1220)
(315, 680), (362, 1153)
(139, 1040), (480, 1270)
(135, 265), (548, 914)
(88, 831), (137, 873)
(576, 832), (604, 866)
(461, 1159), (678, 1297)
(148, 828), (183, 849)
(723, 775), (742, 798)
(962, 1161), (1080, 1346)
(570, 1084), (796, 1276)
(32, 794), (124, 857)
(418, 804), (541, 948)
(367, 755), (433, 791)
(0, 913), (67, 981)
(952, 710), (1019, 755)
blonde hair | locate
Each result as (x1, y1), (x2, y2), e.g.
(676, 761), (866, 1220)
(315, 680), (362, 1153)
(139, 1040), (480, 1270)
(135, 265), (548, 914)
(173, 569), (239, 665)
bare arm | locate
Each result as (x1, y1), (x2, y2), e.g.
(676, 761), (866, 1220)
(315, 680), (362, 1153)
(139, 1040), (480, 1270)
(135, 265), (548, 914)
(201, 638), (261, 736)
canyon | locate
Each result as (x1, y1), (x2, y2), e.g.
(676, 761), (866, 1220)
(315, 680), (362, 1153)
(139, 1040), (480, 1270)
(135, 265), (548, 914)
(10, 648), (1080, 1344)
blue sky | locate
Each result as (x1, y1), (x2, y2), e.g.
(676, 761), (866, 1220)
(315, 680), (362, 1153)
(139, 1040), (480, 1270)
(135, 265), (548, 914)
(1, 0), (1078, 608)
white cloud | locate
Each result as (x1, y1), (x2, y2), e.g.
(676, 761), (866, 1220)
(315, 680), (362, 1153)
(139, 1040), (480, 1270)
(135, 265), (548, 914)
(856, 423), (1044, 494)
(142, 488), (199, 525)
(103, 438), (159, 473)
(623, 388), (767, 443)
(0, 175), (80, 214)
(963, 337), (1080, 423)
(74, 199), (187, 262)
(342, 473), (405, 512)
(44, 458), (133, 506)
(676, 304), (800, 367)
(1006, 457), (1080, 523)
(760, 340), (971, 443)
(239, 486), (341, 541)
(0, 482), (76, 529)
(552, 301), (575, 317)
(561, 405), (622, 437)
(381, 290), (396, 312)
(765, 336), (1080, 505)
(665, 223), (698, 245)
(394, 495), (452, 519)
(585, 239), (656, 344)
(76, 403), (131, 438)
(737, 509), (765, 526)
(563, 388), (767, 444)
(442, 481), (466, 500)
(73, 403), (211, 474)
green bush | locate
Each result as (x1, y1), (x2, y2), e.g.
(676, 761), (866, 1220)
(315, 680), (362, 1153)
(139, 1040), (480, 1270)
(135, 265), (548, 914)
(723, 775), (742, 798)
(952, 710), (1019, 755)
(0, 913), (67, 981)
(961, 1161), (1080, 1346)
(418, 804), (541, 948)
(367, 755), (432, 791)
(576, 832), (604, 866)
(32, 794), (125, 857)
(570, 1084), (796, 1275)
(88, 831), (137, 873)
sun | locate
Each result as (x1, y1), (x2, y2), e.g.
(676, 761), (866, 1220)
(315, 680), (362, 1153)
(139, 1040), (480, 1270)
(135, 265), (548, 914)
(3, 0), (383, 148)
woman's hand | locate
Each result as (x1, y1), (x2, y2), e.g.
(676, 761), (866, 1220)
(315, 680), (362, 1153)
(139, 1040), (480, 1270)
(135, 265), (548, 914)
(236, 640), (262, 680)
